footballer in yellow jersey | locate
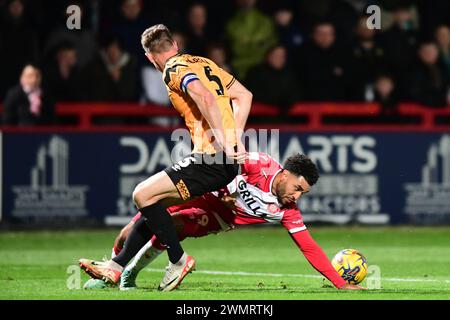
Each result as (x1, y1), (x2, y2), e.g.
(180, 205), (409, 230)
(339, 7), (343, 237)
(78, 24), (253, 292)
(163, 53), (237, 154)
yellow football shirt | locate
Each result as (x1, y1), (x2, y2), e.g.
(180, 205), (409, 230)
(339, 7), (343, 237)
(163, 54), (237, 154)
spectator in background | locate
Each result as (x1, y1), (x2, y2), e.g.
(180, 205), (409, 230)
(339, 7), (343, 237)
(409, 42), (450, 108)
(84, 36), (138, 102)
(141, 61), (177, 127)
(435, 25), (450, 75)
(296, 21), (350, 101)
(349, 15), (386, 101)
(273, 5), (304, 66)
(0, 0), (39, 100)
(206, 43), (233, 73)
(245, 45), (299, 111)
(111, 0), (148, 66)
(44, 41), (83, 102)
(141, 64), (170, 106)
(328, 0), (363, 45)
(416, 0), (450, 38)
(3, 64), (55, 126)
(373, 74), (399, 115)
(44, 1), (97, 69)
(380, 4), (419, 99)
(226, 0), (277, 80)
(296, 0), (365, 41)
(172, 31), (187, 54)
(185, 3), (211, 56)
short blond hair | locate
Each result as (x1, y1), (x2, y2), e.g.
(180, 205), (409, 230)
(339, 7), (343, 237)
(141, 24), (175, 53)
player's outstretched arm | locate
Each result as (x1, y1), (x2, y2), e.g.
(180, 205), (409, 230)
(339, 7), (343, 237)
(186, 79), (245, 162)
(228, 80), (253, 153)
(289, 230), (366, 290)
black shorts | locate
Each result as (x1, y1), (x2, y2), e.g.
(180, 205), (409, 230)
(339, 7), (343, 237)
(164, 151), (240, 200)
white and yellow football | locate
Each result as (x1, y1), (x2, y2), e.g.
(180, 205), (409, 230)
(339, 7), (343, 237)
(331, 249), (368, 285)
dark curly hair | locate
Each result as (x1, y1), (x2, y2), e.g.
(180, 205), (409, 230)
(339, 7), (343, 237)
(283, 153), (319, 186)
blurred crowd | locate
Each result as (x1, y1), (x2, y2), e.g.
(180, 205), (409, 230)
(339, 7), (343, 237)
(1, 0), (450, 126)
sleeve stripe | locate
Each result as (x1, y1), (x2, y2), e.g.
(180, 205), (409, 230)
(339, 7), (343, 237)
(182, 77), (198, 93)
(289, 226), (307, 234)
(226, 77), (236, 89)
(181, 73), (199, 93)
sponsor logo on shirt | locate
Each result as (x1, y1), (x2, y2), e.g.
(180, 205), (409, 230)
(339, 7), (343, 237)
(237, 179), (261, 215)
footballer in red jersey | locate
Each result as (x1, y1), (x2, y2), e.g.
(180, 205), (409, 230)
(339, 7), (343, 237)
(85, 153), (364, 291)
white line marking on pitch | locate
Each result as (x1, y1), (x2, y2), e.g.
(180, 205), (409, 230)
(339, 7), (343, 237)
(145, 268), (450, 284)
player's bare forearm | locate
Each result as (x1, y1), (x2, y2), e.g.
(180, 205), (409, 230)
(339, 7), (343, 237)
(228, 80), (253, 141)
(289, 230), (348, 289)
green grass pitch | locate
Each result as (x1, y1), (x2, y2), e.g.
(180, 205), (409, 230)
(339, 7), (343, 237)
(1, 226), (450, 300)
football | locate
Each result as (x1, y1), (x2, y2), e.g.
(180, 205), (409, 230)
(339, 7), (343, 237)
(331, 249), (368, 285)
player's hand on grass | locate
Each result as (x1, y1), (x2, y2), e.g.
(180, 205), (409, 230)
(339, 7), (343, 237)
(339, 284), (367, 290)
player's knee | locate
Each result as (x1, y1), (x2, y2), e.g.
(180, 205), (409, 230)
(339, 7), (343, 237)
(133, 185), (146, 208)
(132, 187), (142, 207)
(132, 186), (151, 208)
